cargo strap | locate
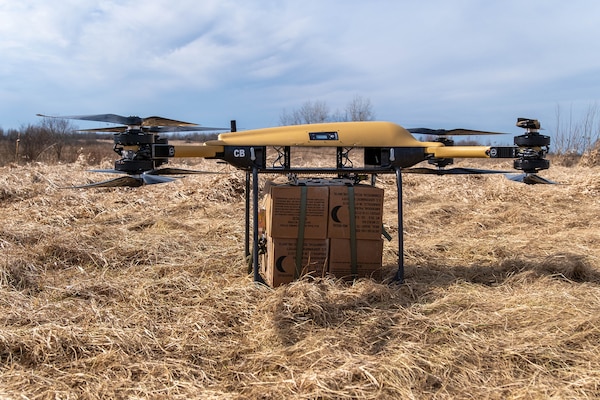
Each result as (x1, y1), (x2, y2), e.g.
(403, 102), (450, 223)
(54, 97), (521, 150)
(294, 185), (308, 279)
(348, 185), (358, 278)
(382, 225), (392, 241)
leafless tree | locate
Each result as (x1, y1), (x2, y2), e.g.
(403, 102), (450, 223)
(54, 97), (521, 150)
(553, 103), (600, 155)
(345, 95), (375, 121)
(40, 117), (77, 161)
(280, 100), (330, 125)
(280, 96), (375, 125)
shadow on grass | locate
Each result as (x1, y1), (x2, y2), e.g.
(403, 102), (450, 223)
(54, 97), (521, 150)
(399, 251), (600, 287)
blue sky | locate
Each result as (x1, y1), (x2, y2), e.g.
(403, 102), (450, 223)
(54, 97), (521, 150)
(1, 0), (599, 141)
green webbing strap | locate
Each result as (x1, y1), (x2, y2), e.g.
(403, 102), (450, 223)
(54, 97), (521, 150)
(382, 225), (392, 241)
(295, 186), (308, 279)
(348, 185), (358, 278)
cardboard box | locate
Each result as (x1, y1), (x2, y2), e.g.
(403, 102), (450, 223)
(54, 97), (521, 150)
(265, 184), (329, 239)
(328, 238), (384, 279)
(328, 185), (384, 240)
(262, 237), (329, 287)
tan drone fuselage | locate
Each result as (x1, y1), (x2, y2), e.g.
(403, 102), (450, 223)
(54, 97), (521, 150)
(168, 121), (493, 159)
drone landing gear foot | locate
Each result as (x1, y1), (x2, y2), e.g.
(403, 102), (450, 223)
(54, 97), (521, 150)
(392, 269), (405, 285)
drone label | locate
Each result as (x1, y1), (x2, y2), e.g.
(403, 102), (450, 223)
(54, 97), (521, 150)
(233, 149), (246, 158)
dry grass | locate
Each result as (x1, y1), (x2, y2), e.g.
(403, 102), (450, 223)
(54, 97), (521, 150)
(1, 157), (599, 399)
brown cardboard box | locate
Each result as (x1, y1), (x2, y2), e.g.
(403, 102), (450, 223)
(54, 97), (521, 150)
(265, 184), (329, 239)
(328, 238), (384, 279)
(328, 185), (384, 240)
(262, 237), (329, 287)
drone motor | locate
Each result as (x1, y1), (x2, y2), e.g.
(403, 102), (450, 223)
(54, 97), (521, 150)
(112, 131), (174, 173)
(513, 118), (550, 173)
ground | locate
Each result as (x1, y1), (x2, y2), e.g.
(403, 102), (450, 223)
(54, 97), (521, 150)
(0, 158), (599, 399)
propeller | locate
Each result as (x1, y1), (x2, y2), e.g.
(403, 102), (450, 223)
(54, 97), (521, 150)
(407, 128), (507, 136)
(403, 167), (556, 184)
(72, 175), (162, 188)
(72, 167), (221, 188)
(505, 173), (557, 185)
(36, 113), (228, 132)
(403, 167), (513, 175)
(402, 167), (557, 185)
(75, 125), (226, 133)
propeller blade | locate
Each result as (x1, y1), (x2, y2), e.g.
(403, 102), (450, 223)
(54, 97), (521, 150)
(505, 173), (557, 184)
(76, 125), (227, 133)
(89, 168), (218, 176)
(140, 174), (176, 185)
(88, 169), (124, 174)
(403, 167), (513, 175)
(76, 126), (129, 133)
(38, 114), (204, 127)
(141, 116), (197, 127)
(408, 128), (507, 136)
(38, 113), (227, 132)
(147, 167), (221, 175)
(38, 113), (142, 125)
(71, 176), (144, 188)
(71, 170), (180, 188)
(145, 126), (228, 132)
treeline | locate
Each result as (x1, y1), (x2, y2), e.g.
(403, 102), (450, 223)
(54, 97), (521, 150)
(279, 96), (375, 125)
(0, 119), (220, 167)
(0, 118), (109, 166)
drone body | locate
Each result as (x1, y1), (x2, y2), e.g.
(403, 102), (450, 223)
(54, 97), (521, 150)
(36, 113), (554, 283)
(37, 113), (552, 184)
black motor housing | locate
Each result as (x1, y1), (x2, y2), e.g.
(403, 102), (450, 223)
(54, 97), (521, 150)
(513, 118), (550, 173)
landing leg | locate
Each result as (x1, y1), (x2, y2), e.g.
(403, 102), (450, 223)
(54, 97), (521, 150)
(245, 170), (250, 260)
(252, 167), (265, 284)
(394, 167), (405, 283)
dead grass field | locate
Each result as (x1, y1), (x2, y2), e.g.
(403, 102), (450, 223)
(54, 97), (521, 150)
(1, 156), (599, 399)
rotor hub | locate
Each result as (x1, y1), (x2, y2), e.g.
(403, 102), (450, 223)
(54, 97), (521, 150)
(112, 131), (172, 172)
(513, 118), (550, 173)
(114, 131), (156, 146)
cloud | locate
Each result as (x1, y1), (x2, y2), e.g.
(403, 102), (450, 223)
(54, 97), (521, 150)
(1, 0), (600, 131)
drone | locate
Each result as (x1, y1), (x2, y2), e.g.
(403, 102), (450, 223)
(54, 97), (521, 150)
(37, 113), (553, 283)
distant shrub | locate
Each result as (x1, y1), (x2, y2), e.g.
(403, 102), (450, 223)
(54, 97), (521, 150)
(579, 140), (600, 167)
(0, 121), (114, 167)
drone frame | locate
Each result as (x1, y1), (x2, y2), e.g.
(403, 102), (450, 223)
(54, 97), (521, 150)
(37, 114), (552, 284)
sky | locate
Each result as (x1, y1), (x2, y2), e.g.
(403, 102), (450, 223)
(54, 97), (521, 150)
(2, 0), (600, 143)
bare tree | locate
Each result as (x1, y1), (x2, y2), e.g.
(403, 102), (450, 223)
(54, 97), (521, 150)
(40, 117), (79, 161)
(345, 95), (375, 121)
(12, 118), (78, 162)
(280, 97), (375, 125)
(280, 100), (330, 125)
(553, 103), (600, 155)
(18, 124), (53, 161)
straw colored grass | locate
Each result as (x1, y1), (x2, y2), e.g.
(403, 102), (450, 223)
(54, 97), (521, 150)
(1, 158), (599, 399)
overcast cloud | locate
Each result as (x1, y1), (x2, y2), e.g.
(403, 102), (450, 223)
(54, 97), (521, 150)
(1, 0), (599, 139)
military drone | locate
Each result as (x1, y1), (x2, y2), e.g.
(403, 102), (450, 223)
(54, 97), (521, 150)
(37, 113), (553, 282)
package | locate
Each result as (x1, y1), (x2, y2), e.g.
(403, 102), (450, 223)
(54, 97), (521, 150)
(327, 185), (384, 240)
(261, 237), (329, 287)
(264, 184), (329, 239)
(328, 238), (384, 279)
(261, 180), (386, 286)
